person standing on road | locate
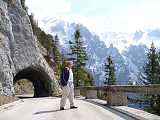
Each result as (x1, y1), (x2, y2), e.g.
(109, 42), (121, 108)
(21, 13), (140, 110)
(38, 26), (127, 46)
(60, 61), (78, 110)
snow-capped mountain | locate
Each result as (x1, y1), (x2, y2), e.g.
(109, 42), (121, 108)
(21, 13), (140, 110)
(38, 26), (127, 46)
(43, 19), (160, 85)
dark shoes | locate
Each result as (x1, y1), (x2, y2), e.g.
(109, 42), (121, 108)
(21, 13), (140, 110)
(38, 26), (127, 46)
(60, 107), (65, 110)
(70, 106), (78, 109)
(60, 106), (78, 110)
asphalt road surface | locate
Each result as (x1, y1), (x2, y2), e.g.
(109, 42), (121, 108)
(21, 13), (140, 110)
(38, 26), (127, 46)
(0, 97), (136, 120)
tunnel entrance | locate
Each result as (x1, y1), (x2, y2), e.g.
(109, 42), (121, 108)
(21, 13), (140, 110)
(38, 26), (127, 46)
(14, 79), (34, 98)
(13, 67), (52, 98)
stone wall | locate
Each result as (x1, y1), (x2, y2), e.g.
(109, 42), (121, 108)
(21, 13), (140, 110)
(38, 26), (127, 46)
(76, 85), (160, 106)
(0, 0), (60, 96)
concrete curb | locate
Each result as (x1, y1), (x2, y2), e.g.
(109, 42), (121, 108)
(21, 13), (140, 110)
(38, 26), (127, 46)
(84, 99), (160, 120)
(111, 106), (146, 120)
(0, 99), (24, 112)
(112, 106), (160, 120)
(84, 99), (138, 120)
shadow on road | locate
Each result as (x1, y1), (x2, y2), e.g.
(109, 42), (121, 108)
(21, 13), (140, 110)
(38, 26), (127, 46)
(16, 94), (34, 99)
(18, 96), (34, 99)
(34, 108), (71, 115)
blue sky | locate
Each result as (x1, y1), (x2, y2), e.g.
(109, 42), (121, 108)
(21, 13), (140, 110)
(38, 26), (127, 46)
(26, 0), (160, 33)
(68, 0), (140, 16)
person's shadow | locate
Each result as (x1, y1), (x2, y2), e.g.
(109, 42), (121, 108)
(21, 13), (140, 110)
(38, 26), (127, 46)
(34, 108), (70, 115)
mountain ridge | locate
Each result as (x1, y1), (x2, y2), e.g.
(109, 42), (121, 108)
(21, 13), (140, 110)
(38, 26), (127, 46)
(42, 19), (160, 85)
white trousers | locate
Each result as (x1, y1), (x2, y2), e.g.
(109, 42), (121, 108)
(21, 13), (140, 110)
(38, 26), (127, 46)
(60, 82), (74, 107)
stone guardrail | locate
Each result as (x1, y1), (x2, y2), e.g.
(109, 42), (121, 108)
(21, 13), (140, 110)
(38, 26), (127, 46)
(75, 84), (160, 106)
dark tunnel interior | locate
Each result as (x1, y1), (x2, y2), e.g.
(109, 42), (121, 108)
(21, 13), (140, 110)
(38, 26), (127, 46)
(13, 67), (51, 98)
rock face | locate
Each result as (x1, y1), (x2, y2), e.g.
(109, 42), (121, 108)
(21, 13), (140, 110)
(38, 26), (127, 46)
(0, 0), (60, 96)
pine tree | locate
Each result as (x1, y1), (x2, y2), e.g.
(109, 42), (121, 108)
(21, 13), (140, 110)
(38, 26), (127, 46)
(104, 56), (116, 85)
(52, 35), (62, 77)
(144, 42), (159, 84)
(20, 0), (28, 11)
(29, 13), (37, 34)
(45, 34), (53, 55)
(52, 35), (61, 63)
(143, 42), (160, 115)
(28, 13), (62, 75)
(158, 51), (160, 83)
(68, 28), (88, 86)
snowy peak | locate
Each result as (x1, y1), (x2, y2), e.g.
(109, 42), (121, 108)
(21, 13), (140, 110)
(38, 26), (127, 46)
(43, 19), (152, 85)
(133, 30), (144, 41)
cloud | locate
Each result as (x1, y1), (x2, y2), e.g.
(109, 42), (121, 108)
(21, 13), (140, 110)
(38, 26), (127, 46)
(26, 0), (160, 34)
(26, 0), (71, 20)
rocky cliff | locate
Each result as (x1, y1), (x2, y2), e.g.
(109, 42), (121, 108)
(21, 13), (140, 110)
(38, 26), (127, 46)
(0, 0), (60, 96)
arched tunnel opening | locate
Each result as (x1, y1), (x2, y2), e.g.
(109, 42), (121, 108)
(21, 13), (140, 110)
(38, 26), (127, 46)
(14, 79), (34, 98)
(13, 67), (52, 98)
